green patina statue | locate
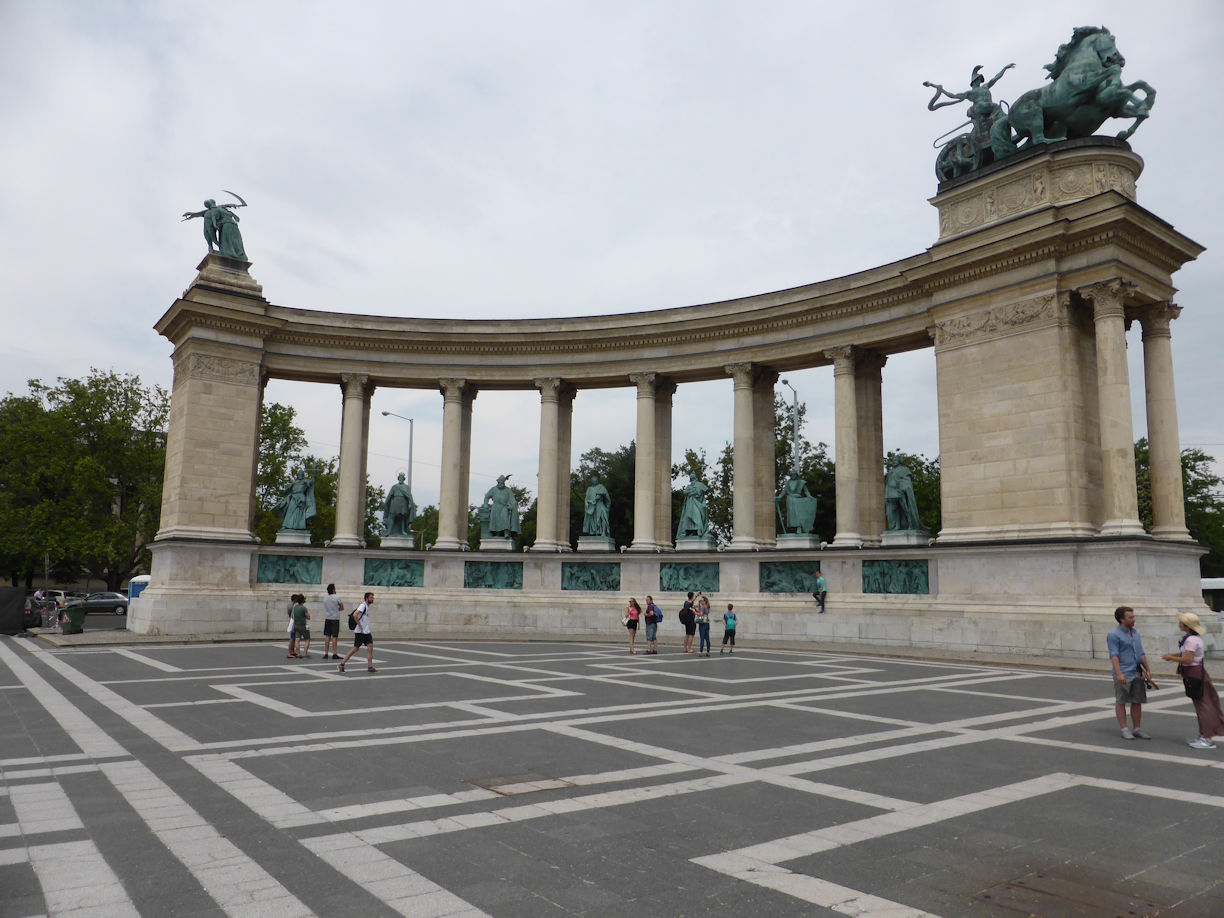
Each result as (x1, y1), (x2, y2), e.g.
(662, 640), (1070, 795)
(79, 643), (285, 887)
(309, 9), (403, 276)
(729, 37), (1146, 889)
(480, 475), (521, 539)
(676, 474), (711, 539)
(182, 191), (249, 260)
(381, 472), (416, 537)
(884, 462), (922, 532)
(274, 472), (316, 531)
(775, 469), (818, 535)
(926, 27), (1155, 182)
(582, 475), (611, 537)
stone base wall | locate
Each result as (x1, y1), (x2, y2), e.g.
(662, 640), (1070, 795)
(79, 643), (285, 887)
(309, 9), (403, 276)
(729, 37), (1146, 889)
(134, 538), (1213, 660)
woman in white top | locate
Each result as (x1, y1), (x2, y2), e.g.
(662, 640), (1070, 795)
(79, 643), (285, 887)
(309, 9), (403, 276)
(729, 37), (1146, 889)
(1161, 612), (1224, 749)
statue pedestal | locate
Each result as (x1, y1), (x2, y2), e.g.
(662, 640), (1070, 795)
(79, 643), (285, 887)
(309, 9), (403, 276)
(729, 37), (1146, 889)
(480, 537), (515, 552)
(776, 533), (821, 550)
(275, 530), (311, 545)
(675, 536), (717, 551)
(380, 535), (416, 550)
(882, 530), (930, 547)
(577, 536), (616, 552)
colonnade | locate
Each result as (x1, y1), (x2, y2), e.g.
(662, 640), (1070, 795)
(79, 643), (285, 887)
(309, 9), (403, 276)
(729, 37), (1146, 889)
(312, 286), (1188, 551)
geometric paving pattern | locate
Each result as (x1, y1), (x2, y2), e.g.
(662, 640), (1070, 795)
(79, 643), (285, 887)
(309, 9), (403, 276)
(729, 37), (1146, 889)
(1, 636), (1222, 917)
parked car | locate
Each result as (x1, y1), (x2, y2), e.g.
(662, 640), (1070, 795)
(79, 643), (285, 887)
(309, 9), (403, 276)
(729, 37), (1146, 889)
(24, 598), (57, 629)
(66, 592), (128, 615)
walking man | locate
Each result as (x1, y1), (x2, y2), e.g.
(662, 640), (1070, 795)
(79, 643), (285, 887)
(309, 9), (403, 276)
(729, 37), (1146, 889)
(1108, 605), (1151, 740)
(339, 592), (377, 674)
(321, 583), (344, 661)
(813, 570), (827, 614)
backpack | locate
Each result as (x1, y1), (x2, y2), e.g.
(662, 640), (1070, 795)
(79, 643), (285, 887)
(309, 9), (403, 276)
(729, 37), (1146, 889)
(347, 609), (358, 631)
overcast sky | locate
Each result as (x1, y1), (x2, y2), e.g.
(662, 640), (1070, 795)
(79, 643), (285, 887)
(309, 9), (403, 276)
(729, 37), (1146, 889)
(2, 1), (1221, 510)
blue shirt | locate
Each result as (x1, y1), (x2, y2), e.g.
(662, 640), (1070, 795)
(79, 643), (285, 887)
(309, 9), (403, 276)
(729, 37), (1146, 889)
(1107, 625), (1145, 679)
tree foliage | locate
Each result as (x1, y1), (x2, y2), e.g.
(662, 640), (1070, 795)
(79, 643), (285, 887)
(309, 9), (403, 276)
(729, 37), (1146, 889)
(0, 371), (167, 589)
(1135, 438), (1224, 576)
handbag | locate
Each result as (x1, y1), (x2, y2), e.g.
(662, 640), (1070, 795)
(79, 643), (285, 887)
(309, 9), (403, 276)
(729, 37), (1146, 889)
(621, 615), (630, 627)
(1179, 663), (1205, 701)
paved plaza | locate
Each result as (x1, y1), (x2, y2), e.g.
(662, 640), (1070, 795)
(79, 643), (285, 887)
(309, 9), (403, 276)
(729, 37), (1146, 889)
(1, 634), (1222, 917)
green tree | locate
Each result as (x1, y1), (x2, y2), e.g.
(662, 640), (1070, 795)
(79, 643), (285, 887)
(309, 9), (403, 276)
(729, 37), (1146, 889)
(1135, 438), (1224, 576)
(0, 372), (168, 590)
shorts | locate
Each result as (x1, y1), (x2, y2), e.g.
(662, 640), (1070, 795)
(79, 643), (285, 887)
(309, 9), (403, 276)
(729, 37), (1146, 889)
(354, 632), (373, 647)
(323, 619), (340, 637)
(1114, 676), (1147, 705)
(645, 623), (658, 641)
(293, 625), (310, 638)
(722, 629), (736, 645)
(684, 621), (696, 636)
(626, 619), (638, 631)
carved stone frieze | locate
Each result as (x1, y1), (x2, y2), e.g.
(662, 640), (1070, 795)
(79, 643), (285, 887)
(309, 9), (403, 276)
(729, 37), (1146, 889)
(931, 294), (1058, 348)
(933, 147), (1140, 241)
(181, 353), (260, 385)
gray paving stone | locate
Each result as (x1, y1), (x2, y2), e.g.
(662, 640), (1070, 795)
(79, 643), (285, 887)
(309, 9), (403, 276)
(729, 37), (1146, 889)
(3, 637), (1222, 917)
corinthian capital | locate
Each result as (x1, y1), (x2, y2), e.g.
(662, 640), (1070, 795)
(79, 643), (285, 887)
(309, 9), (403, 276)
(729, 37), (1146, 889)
(1079, 279), (1137, 321)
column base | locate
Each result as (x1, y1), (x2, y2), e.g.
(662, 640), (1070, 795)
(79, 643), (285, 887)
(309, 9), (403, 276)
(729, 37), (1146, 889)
(431, 537), (466, 550)
(577, 536), (616, 552)
(275, 530), (312, 545)
(1098, 519), (1148, 538)
(1151, 525), (1193, 541)
(529, 539), (568, 552)
(329, 534), (364, 548)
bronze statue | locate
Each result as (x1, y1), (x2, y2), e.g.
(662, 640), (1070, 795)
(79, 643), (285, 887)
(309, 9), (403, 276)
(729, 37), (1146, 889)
(582, 475), (611, 537)
(182, 191), (249, 260)
(481, 475), (521, 538)
(776, 470), (818, 534)
(925, 28), (1155, 183)
(274, 472), (316, 531)
(676, 474), (710, 539)
(884, 463), (922, 532)
(382, 472), (416, 537)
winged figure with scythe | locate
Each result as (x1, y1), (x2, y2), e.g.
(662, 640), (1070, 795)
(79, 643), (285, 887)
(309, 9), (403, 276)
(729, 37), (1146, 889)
(182, 190), (249, 260)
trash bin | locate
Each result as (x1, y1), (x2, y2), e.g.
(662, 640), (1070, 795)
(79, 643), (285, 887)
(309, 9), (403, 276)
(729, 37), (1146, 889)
(62, 606), (86, 634)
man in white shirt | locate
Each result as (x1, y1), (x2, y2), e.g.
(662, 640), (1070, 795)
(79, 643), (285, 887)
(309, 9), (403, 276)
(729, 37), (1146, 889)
(339, 592), (377, 674)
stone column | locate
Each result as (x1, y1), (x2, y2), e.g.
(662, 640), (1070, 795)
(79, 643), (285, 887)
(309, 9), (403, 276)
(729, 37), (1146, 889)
(825, 346), (862, 547)
(531, 378), (565, 551)
(1082, 281), (1145, 537)
(1140, 303), (1191, 540)
(753, 370), (779, 547)
(557, 385), (576, 548)
(726, 363), (759, 550)
(458, 386), (476, 542)
(332, 374), (371, 547)
(628, 372), (658, 551)
(856, 351), (886, 546)
(434, 378), (472, 549)
(654, 380), (677, 548)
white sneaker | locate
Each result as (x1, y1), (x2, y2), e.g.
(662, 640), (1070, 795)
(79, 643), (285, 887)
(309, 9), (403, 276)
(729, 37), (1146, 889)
(1132, 728), (1151, 740)
(1120, 727), (1135, 740)
(1187, 737), (1217, 750)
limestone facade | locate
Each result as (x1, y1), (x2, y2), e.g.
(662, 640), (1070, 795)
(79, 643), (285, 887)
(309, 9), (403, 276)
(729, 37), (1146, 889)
(139, 142), (1209, 656)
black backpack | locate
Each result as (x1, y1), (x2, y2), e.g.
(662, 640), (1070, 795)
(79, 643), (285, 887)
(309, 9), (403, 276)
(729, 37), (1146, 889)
(347, 609), (358, 631)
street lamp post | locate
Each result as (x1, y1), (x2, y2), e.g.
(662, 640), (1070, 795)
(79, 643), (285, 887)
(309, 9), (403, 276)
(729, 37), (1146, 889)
(780, 379), (799, 473)
(381, 411), (415, 545)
